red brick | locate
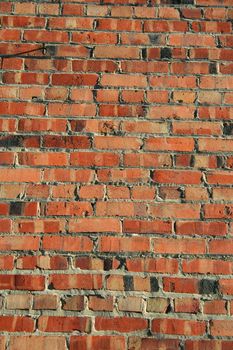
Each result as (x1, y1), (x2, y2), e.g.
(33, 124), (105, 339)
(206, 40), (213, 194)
(0, 169), (40, 183)
(95, 317), (147, 332)
(43, 169), (94, 183)
(199, 139), (233, 152)
(94, 136), (142, 150)
(47, 103), (96, 117)
(70, 336), (126, 350)
(15, 219), (66, 233)
(52, 73), (98, 86)
(62, 4), (84, 15)
(107, 186), (130, 199)
(172, 121), (221, 135)
(210, 240), (233, 255)
(0, 237), (39, 251)
(43, 135), (90, 149)
(131, 186), (155, 200)
(42, 236), (93, 252)
(69, 218), (121, 233)
(33, 295), (58, 310)
(150, 203), (200, 219)
(145, 137), (194, 152)
(204, 204), (233, 219)
(185, 340), (233, 350)
(174, 298), (200, 314)
(97, 169), (149, 183)
(176, 221), (227, 236)
(129, 338), (179, 350)
(49, 274), (103, 290)
(38, 4), (59, 15)
(101, 74), (146, 88)
(182, 259), (233, 275)
(49, 17), (94, 30)
(95, 46), (140, 59)
(18, 152), (68, 166)
(152, 318), (206, 336)
(123, 153), (171, 167)
(144, 20), (187, 33)
(24, 30), (68, 43)
(211, 320), (233, 337)
(18, 119), (66, 132)
(89, 296), (113, 311)
(75, 257), (104, 271)
(70, 152), (119, 167)
(38, 316), (91, 333)
(99, 236), (150, 252)
(154, 238), (206, 254)
(0, 316), (34, 332)
(220, 280), (233, 295)
(14, 3), (36, 14)
(123, 219), (172, 234)
(6, 294), (32, 310)
(163, 277), (199, 294)
(9, 336), (66, 350)
(204, 300), (227, 315)
(96, 19), (142, 31)
(153, 170), (201, 184)
(0, 275), (45, 290)
(126, 258), (178, 274)
(63, 296), (85, 311)
(122, 61), (168, 73)
(87, 5), (108, 16)
(72, 60), (117, 73)
(46, 202), (93, 216)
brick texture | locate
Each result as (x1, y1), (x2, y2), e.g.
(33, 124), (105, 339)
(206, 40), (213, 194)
(0, 0), (233, 348)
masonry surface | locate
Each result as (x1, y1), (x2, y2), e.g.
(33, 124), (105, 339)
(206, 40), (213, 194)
(0, 0), (233, 349)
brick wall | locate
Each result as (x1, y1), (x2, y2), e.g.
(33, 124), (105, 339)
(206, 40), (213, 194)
(0, 0), (233, 349)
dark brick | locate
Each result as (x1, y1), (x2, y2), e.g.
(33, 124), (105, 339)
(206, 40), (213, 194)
(70, 120), (86, 132)
(199, 279), (219, 295)
(0, 136), (23, 148)
(104, 258), (112, 271)
(141, 48), (147, 60)
(216, 156), (224, 168)
(209, 63), (217, 74)
(223, 123), (233, 136)
(46, 45), (57, 56)
(150, 277), (159, 292)
(160, 48), (172, 60)
(10, 202), (23, 216)
(149, 34), (160, 45)
(123, 275), (134, 291)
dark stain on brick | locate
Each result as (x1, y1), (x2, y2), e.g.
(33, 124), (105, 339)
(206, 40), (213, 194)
(160, 48), (172, 60)
(10, 202), (23, 216)
(46, 45), (57, 56)
(123, 275), (134, 291)
(217, 156), (224, 168)
(209, 62), (217, 74)
(74, 120), (87, 132)
(150, 277), (159, 292)
(104, 258), (112, 271)
(149, 34), (160, 45)
(0, 136), (23, 148)
(199, 279), (219, 295)
(141, 48), (147, 60)
(223, 123), (233, 136)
